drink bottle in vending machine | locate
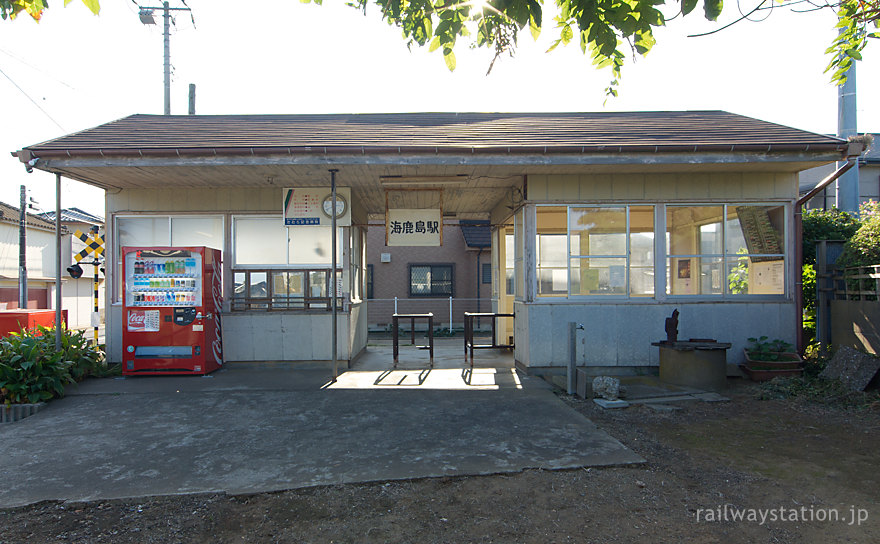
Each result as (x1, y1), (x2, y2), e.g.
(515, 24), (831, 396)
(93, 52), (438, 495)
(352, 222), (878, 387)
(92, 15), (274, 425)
(122, 246), (223, 376)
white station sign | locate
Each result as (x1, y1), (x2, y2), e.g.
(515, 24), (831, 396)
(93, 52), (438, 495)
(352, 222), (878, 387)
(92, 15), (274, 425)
(386, 208), (442, 246)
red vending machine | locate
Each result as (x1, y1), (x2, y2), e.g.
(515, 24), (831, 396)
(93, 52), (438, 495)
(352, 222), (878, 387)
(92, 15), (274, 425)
(121, 246), (223, 375)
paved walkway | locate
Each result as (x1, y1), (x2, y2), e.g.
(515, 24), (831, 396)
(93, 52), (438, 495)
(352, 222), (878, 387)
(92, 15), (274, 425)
(0, 349), (643, 508)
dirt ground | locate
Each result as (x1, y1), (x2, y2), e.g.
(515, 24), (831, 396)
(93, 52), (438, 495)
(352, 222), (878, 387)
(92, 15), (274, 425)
(1, 380), (878, 543)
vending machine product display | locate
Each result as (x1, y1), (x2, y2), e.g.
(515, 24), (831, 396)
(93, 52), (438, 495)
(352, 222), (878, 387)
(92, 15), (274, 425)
(122, 246), (222, 375)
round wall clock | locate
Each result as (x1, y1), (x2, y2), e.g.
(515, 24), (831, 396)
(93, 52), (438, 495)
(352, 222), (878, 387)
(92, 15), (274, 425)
(322, 193), (348, 219)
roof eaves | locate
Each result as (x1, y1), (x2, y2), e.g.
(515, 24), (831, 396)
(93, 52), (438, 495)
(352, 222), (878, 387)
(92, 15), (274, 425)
(25, 141), (848, 159)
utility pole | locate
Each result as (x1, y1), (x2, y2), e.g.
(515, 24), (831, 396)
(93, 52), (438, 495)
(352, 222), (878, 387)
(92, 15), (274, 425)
(19, 185), (27, 309)
(836, 44), (859, 213)
(163, 1), (170, 115)
(138, 2), (193, 115)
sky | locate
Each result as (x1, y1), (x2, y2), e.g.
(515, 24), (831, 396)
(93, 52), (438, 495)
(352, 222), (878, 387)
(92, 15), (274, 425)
(1, 0), (878, 218)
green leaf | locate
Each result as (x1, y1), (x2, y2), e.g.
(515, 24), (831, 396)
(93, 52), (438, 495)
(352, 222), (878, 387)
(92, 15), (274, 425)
(546, 38), (562, 53)
(703, 0), (723, 21)
(529, 13), (541, 41)
(79, 0), (100, 15)
(561, 24), (573, 44)
(443, 48), (456, 71)
(429, 36), (442, 52)
(681, 0), (698, 16)
(844, 48), (862, 61)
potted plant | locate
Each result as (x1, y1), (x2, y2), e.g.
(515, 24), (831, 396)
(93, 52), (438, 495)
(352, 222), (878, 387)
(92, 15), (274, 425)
(740, 336), (804, 381)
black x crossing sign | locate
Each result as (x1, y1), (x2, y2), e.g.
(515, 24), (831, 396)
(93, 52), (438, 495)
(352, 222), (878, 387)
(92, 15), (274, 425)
(73, 229), (104, 263)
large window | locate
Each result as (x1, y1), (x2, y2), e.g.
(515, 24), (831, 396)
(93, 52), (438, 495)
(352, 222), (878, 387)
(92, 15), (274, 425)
(115, 215), (224, 301)
(536, 205), (654, 297)
(409, 264), (454, 297)
(231, 269), (342, 311)
(666, 205), (785, 296)
(230, 216), (346, 311)
(232, 217), (342, 267)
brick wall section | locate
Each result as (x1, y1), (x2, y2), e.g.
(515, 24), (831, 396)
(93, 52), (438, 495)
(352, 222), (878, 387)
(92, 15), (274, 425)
(366, 221), (492, 326)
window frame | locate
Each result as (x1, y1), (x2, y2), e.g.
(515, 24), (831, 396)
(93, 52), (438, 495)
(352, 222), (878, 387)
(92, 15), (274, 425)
(535, 204), (654, 300)
(665, 203), (787, 298)
(408, 263), (455, 298)
(231, 214), (344, 269)
(230, 268), (343, 312)
(366, 264), (374, 300)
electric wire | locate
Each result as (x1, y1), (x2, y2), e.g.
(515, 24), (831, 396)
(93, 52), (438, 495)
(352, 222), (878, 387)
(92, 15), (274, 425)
(0, 66), (65, 132)
(0, 48), (75, 90)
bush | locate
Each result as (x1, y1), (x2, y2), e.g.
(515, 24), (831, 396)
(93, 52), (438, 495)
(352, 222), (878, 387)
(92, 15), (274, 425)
(837, 201), (880, 269)
(802, 263), (817, 340)
(801, 207), (861, 266)
(0, 326), (106, 405)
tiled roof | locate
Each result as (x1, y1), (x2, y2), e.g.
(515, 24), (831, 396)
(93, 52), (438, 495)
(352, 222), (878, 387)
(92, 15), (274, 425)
(0, 201), (59, 230)
(40, 207), (104, 225)
(18, 111), (846, 158)
(459, 220), (491, 249)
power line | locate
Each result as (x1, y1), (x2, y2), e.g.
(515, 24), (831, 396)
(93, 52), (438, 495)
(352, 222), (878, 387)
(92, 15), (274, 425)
(0, 47), (75, 90)
(0, 66), (66, 132)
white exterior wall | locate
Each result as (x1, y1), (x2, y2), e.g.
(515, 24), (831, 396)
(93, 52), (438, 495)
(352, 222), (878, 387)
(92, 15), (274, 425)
(349, 302), (368, 361)
(528, 171), (797, 202)
(513, 172), (799, 370)
(106, 187), (364, 363)
(0, 222), (58, 280)
(61, 277), (105, 329)
(222, 312), (351, 362)
(517, 302), (795, 369)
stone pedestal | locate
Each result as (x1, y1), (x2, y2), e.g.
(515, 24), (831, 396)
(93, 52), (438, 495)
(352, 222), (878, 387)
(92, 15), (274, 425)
(653, 341), (731, 392)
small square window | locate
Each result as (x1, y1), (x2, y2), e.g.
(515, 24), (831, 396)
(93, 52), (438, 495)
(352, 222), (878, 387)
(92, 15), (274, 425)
(409, 264), (454, 297)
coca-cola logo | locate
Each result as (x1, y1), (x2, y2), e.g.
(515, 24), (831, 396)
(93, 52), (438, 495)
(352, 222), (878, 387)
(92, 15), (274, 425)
(127, 311), (148, 331)
(211, 255), (223, 365)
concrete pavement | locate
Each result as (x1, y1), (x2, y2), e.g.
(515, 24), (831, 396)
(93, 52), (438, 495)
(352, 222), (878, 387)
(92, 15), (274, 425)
(0, 348), (643, 508)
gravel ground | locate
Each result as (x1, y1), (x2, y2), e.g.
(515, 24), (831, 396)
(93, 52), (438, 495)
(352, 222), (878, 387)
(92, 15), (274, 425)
(1, 380), (878, 543)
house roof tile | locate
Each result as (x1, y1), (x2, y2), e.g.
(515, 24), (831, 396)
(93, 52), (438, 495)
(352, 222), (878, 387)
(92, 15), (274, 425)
(18, 111), (845, 158)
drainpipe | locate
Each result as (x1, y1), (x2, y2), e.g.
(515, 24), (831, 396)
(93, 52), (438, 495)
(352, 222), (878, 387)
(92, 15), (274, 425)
(795, 159), (857, 354)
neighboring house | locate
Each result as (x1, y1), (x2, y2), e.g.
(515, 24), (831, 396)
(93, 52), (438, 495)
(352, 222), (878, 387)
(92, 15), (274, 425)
(799, 133), (879, 209)
(365, 219), (492, 330)
(0, 201), (60, 310)
(0, 202), (105, 329)
(14, 112), (855, 374)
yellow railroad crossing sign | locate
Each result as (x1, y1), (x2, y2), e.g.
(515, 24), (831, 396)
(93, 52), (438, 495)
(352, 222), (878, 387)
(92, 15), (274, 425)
(73, 229), (104, 263)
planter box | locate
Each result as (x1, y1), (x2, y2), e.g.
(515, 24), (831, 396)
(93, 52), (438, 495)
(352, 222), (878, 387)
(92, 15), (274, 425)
(0, 402), (46, 424)
(741, 348), (803, 381)
(739, 365), (804, 382)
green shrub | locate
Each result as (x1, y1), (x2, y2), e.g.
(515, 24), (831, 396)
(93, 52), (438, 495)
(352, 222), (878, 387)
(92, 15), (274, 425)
(801, 207), (861, 266)
(837, 201), (880, 269)
(0, 326), (106, 405)
(746, 336), (794, 361)
(802, 264), (817, 341)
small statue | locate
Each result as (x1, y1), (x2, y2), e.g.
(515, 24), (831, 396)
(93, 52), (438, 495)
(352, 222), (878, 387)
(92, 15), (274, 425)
(665, 309), (679, 343)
